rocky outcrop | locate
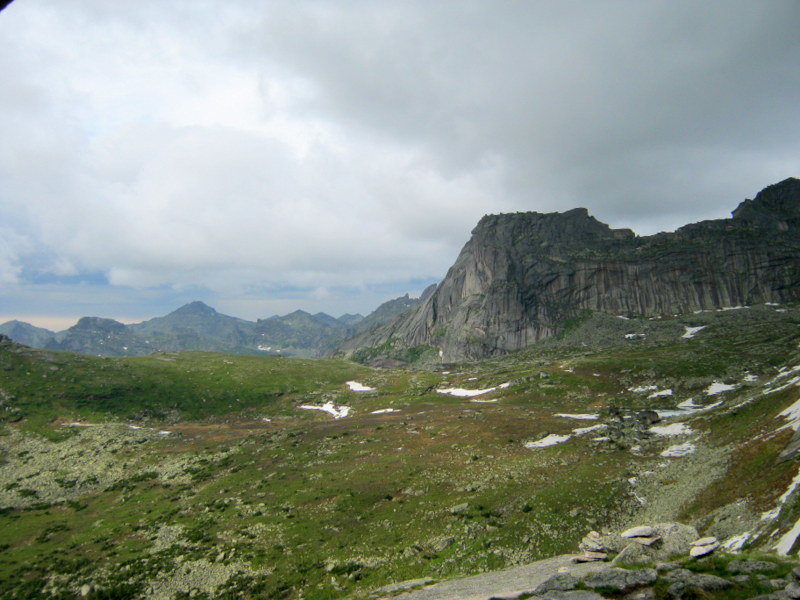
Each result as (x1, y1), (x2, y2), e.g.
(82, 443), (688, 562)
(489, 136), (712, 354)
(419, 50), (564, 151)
(340, 178), (800, 361)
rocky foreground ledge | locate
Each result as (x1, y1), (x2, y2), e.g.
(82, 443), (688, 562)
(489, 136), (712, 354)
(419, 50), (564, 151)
(372, 523), (799, 600)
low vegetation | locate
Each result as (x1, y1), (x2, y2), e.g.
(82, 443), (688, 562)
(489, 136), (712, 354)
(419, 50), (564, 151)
(0, 303), (799, 599)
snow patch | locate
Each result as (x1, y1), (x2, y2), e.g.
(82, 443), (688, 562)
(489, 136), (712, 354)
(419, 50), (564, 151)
(705, 381), (737, 395)
(625, 333), (645, 340)
(346, 381), (375, 392)
(629, 385), (658, 393)
(554, 413), (599, 420)
(721, 532), (751, 551)
(299, 402), (352, 419)
(778, 398), (800, 431)
(661, 442), (696, 457)
(682, 326), (706, 339)
(371, 408), (399, 414)
(525, 434), (571, 449)
(776, 517), (800, 555)
(647, 389), (673, 399)
(650, 423), (692, 436)
(470, 398), (499, 403)
(437, 383), (509, 397)
(761, 468), (800, 521)
(437, 386), (495, 397)
(572, 424), (606, 436)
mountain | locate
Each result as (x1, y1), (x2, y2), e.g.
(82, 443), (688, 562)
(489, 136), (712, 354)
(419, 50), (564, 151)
(252, 310), (350, 356)
(337, 313), (365, 327)
(0, 320), (55, 348)
(339, 178), (800, 362)
(129, 301), (255, 354)
(46, 316), (153, 356)
(351, 286), (436, 335)
(1, 294), (429, 358)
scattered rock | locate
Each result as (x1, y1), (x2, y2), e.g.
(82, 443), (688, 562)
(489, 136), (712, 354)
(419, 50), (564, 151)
(624, 588), (656, 600)
(572, 551), (607, 563)
(80, 583), (93, 597)
(636, 410), (661, 425)
(689, 541), (719, 557)
(449, 503), (469, 515)
(691, 536), (718, 546)
(621, 526), (656, 538)
(579, 532), (606, 553)
(630, 536), (661, 546)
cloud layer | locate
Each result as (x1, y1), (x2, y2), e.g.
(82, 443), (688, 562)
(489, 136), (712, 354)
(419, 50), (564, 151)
(1, 1), (799, 325)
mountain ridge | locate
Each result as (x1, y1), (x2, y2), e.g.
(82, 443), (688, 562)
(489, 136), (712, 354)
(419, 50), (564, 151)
(338, 178), (800, 363)
(0, 291), (429, 358)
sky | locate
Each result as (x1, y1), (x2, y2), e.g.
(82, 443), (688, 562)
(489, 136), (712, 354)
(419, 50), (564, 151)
(1, 0), (799, 331)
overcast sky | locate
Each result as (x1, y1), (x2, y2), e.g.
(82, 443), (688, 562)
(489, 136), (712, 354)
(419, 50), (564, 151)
(1, 0), (799, 330)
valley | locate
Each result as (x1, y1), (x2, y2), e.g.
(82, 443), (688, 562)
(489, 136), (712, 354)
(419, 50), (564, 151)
(1, 303), (799, 599)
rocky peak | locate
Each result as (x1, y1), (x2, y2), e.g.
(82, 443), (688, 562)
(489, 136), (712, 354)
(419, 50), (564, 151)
(732, 177), (800, 230)
(170, 301), (218, 317)
(70, 317), (127, 332)
(471, 207), (635, 251)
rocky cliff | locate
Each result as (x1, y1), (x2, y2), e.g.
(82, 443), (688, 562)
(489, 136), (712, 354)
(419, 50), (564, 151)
(340, 178), (800, 362)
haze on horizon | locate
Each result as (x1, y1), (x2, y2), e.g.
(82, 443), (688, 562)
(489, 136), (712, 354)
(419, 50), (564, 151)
(1, 0), (799, 330)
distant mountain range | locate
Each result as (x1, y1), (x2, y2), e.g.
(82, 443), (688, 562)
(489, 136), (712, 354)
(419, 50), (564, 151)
(0, 290), (434, 358)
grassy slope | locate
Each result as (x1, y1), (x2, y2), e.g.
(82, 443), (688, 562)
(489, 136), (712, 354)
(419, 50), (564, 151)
(0, 304), (799, 599)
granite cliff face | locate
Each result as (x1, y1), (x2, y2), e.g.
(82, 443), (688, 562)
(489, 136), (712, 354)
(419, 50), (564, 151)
(340, 178), (800, 361)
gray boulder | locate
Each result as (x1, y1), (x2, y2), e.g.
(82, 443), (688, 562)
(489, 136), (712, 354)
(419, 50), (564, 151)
(534, 573), (579, 594)
(785, 581), (800, 599)
(664, 568), (732, 592)
(728, 560), (780, 574)
(611, 523), (699, 566)
(583, 568), (657, 592)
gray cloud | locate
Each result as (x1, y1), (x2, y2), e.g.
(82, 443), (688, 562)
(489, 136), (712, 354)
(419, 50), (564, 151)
(1, 0), (798, 324)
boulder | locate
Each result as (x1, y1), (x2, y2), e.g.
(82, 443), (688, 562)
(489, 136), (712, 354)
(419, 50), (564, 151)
(636, 410), (661, 425)
(534, 573), (579, 594)
(728, 560), (779, 574)
(630, 536), (661, 546)
(691, 536), (718, 546)
(664, 569), (732, 592)
(786, 581), (800, 599)
(583, 568), (657, 592)
(622, 526), (656, 538)
(689, 542), (719, 557)
(572, 551), (607, 562)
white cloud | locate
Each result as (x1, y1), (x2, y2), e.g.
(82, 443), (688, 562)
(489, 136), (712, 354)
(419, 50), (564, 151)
(0, 0), (798, 322)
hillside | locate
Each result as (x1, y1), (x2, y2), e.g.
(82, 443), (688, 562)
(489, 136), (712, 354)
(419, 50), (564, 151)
(338, 178), (800, 363)
(1, 302), (800, 598)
